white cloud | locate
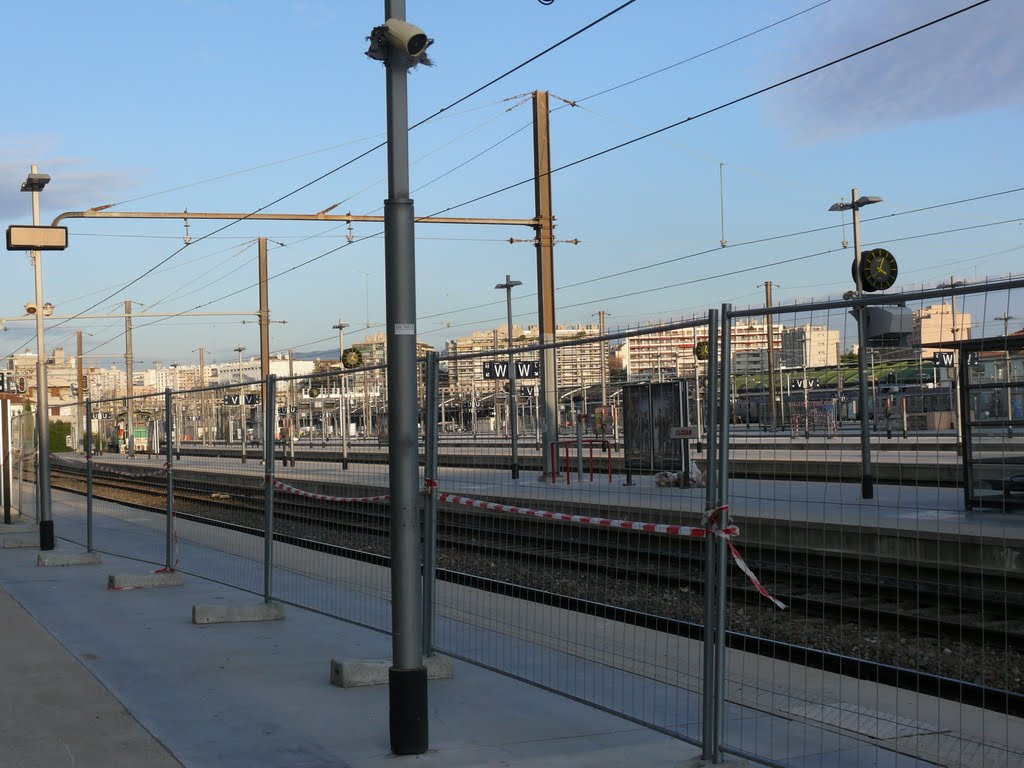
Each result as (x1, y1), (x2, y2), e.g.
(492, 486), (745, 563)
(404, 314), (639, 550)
(770, 0), (1024, 139)
(0, 139), (142, 219)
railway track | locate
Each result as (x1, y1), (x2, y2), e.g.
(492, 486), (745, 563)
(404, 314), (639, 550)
(44, 461), (1024, 715)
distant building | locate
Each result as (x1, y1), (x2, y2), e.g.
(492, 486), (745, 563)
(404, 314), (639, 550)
(912, 302), (972, 356)
(780, 324), (840, 369)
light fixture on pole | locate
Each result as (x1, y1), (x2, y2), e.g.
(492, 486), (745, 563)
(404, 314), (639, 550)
(829, 189), (883, 500)
(495, 275), (523, 479)
(234, 345), (247, 464)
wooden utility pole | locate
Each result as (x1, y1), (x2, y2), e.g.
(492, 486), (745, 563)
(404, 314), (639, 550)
(534, 90), (557, 478)
(763, 282), (777, 429)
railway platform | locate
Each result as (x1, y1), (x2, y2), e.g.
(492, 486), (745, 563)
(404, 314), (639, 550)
(0, 517), (705, 767)
(4, 489), (1022, 767)
(74, 451), (1024, 578)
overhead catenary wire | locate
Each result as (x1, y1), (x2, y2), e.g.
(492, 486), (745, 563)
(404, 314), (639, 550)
(52, 0), (1000, 363)
(422, 1), (993, 219)
(40, 1), (639, 342)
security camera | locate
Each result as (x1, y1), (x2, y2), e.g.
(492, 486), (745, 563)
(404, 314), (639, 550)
(366, 18), (433, 66)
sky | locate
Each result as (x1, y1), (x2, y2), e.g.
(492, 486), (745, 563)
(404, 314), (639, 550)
(1, 0), (1022, 370)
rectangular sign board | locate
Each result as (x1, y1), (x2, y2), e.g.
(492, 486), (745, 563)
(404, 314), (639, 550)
(6, 225), (68, 251)
(670, 426), (695, 439)
(483, 360), (539, 380)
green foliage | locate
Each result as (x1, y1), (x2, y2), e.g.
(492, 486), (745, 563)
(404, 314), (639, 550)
(50, 421), (73, 452)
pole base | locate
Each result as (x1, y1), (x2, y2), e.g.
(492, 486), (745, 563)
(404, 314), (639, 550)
(389, 666), (428, 755)
(861, 474), (874, 500)
(39, 520), (55, 551)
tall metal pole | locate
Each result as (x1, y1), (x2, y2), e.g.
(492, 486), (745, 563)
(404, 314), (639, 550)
(851, 189), (873, 499)
(258, 238), (271, 462)
(713, 305), (732, 762)
(124, 300), (137, 458)
(196, 347), (208, 446)
(596, 310), (608, 409)
(534, 90), (558, 480)
(700, 308), (720, 759)
(497, 276), (522, 479)
(763, 282), (777, 430)
(235, 345), (247, 464)
(334, 320), (350, 469)
(76, 331), (85, 451)
(28, 165), (54, 550)
(381, 0), (427, 753)
(263, 375), (277, 603)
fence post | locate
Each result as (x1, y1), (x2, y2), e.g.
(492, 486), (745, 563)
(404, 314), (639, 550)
(264, 375), (277, 603)
(164, 388), (175, 570)
(700, 309), (720, 761)
(86, 399), (93, 553)
(713, 305), (733, 762)
(422, 352), (439, 656)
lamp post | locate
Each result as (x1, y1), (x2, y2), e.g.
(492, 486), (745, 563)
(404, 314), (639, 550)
(234, 345), (247, 464)
(829, 189), (883, 499)
(495, 275), (523, 479)
(333, 320), (350, 468)
(22, 166), (56, 549)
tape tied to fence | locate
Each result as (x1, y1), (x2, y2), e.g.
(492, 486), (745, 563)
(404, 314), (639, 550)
(438, 493), (785, 610)
(702, 504), (786, 611)
(60, 455), (172, 479)
(272, 479), (390, 504)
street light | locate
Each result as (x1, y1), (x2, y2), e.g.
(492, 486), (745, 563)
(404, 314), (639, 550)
(829, 189), (883, 499)
(495, 275), (523, 479)
(333, 320), (350, 469)
(234, 345), (247, 464)
(22, 165), (56, 549)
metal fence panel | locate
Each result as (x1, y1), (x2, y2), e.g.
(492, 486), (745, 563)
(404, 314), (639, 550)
(429, 318), (714, 742)
(718, 284), (1024, 768)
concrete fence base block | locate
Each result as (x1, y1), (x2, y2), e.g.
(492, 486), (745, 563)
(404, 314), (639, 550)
(2, 535), (39, 549)
(330, 655), (454, 689)
(0, 523), (37, 536)
(192, 601), (286, 625)
(38, 552), (102, 567)
(108, 571), (185, 590)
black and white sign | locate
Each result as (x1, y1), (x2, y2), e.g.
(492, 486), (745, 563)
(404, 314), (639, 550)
(224, 394), (261, 406)
(483, 360), (539, 380)
(932, 351), (981, 367)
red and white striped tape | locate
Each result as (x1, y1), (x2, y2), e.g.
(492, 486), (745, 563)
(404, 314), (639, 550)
(437, 492), (785, 610)
(436, 491), (738, 538)
(272, 479), (390, 504)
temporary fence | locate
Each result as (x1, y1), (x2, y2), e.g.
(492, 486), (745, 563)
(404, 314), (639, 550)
(31, 276), (1024, 767)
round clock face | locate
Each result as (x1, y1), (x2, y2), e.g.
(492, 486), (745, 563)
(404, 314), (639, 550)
(694, 341), (710, 361)
(854, 248), (898, 292)
(342, 348), (363, 369)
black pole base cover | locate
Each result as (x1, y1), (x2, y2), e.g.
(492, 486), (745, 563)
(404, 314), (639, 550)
(39, 520), (55, 551)
(389, 667), (428, 755)
(861, 474), (874, 500)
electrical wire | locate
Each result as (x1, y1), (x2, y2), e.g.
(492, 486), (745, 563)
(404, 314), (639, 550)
(47, 0), (640, 340)
(422, 1), (993, 219)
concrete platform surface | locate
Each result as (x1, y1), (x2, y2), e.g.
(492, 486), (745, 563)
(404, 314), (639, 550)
(0, 544), (710, 768)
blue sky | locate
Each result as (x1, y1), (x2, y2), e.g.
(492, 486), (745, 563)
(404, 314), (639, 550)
(1, 0), (1022, 368)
